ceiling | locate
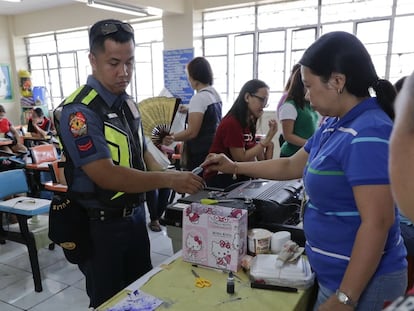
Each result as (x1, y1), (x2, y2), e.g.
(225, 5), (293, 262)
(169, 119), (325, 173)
(0, 0), (77, 15)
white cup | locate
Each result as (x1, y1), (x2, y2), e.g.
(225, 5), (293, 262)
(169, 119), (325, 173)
(271, 231), (291, 254)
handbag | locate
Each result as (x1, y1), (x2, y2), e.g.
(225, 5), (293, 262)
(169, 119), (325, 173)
(180, 141), (189, 170)
(48, 193), (92, 264)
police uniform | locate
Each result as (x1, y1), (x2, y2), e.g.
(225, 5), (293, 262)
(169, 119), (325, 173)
(57, 75), (152, 308)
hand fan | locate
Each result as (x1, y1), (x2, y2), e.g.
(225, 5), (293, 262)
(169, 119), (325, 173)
(138, 97), (181, 145)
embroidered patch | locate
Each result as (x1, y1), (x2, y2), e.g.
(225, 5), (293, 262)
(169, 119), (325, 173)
(69, 112), (87, 137)
(75, 136), (96, 158)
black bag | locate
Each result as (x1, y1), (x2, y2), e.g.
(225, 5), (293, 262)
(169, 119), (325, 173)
(48, 193), (92, 264)
(180, 142), (189, 170)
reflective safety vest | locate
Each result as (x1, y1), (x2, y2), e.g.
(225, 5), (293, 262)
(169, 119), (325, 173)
(56, 85), (146, 207)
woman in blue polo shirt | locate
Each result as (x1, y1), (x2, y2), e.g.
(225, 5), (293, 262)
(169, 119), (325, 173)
(202, 31), (407, 311)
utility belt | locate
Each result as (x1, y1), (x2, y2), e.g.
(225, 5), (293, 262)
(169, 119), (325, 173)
(85, 204), (143, 221)
(70, 192), (144, 221)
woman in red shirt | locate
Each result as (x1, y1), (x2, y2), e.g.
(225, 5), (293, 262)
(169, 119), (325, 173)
(205, 79), (277, 189)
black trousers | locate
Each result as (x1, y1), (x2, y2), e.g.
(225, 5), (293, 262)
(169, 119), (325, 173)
(78, 204), (152, 308)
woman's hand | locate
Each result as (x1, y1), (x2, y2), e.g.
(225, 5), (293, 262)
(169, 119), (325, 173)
(201, 153), (235, 175)
(261, 119), (278, 146)
(178, 104), (188, 114)
(162, 134), (175, 146)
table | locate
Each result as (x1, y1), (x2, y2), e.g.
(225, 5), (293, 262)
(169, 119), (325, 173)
(23, 134), (51, 147)
(0, 197), (52, 292)
(0, 138), (13, 146)
(97, 251), (315, 311)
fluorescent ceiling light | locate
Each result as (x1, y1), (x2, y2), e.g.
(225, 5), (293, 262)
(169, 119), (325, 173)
(1, 0), (22, 2)
(87, 0), (149, 17)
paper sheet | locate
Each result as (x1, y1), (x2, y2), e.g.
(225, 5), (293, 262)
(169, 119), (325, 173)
(97, 289), (163, 311)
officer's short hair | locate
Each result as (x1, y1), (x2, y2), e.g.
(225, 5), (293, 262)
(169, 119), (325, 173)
(89, 19), (135, 54)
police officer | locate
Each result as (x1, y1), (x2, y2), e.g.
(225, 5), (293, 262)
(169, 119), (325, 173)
(56, 19), (204, 308)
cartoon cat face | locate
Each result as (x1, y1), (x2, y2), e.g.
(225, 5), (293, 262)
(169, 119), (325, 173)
(186, 234), (202, 251)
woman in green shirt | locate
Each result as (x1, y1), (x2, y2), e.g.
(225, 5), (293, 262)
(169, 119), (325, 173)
(278, 66), (319, 157)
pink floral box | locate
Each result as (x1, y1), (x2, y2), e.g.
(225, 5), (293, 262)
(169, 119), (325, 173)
(182, 203), (248, 272)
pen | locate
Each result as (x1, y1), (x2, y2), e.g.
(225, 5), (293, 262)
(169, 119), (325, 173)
(250, 282), (298, 293)
(192, 167), (203, 175)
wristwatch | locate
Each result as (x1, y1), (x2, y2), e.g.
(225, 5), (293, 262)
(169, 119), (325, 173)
(335, 290), (357, 308)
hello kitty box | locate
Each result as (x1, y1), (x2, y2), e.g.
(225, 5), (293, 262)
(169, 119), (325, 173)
(182, 203), (248, 272)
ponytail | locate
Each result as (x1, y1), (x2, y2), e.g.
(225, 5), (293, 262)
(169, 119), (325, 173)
(372, 79), (396, 120)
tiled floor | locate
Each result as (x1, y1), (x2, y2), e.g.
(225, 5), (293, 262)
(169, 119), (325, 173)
(0, 208), (175, 311)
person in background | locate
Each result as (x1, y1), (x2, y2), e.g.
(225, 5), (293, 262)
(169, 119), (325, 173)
(27, 107), (52, 138)
(278, 65), (319, 157)
(146, 188), (171, 232)
(56, 19), (204, 308)
(0, 104), (27, 154)
(390, 73), (414, 220)
(276, 63), (301, 147)
(163, 57), (222, 171)
(205, 79), (277, 189)
(203, 31), (407, 310)
(390, 75), (414, 257)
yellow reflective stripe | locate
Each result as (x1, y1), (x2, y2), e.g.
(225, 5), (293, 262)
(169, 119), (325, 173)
(64, 85), (85, 105)
(104, 123), (131, 200)
(81, 89), (98, 105)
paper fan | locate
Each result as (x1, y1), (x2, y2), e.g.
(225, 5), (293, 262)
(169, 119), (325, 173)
(138, 97), (181, 145)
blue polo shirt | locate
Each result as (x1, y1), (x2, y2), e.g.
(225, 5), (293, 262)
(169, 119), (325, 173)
(303, 97), (406, 291)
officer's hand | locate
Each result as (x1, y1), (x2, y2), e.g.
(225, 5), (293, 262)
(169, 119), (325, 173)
(167, 170), (204, 194)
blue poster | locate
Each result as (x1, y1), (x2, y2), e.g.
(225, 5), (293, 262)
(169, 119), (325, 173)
(163, 48), (194, 104)
(0, 65), (13, 101)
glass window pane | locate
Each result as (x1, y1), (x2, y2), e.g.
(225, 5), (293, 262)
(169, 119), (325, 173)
(235, 34), (253, 54)
(134, 20), (163, 43)
(31, 69), (46, 87)
(257, 53), (285, 92)
(321, 0), (393, 23)
(207, 56), (228, 95)
(392, 16), (414, 53)
(59, 53), (75, 67)
(56, 30), (88, 52)
(357, 20), (390, 44)
(322, 22), (353, 34)
(48, 54), (58, 68)
(390, 53), (414, 82)
(26, 35), (56, 54)
(136, 62), (153, 96)
(259, 31), (285, 52)
(292, 28), (316, 50)
(60, 68), (77, 98)
(258, 0), (318, 30)
(77, 50), (90, 86)
(396, 0), (414, 15)
(204, 37), (228, 56)
(234, 54), (253, 94)
(203, 7), (255, 36)
(29, 56), (45, 70)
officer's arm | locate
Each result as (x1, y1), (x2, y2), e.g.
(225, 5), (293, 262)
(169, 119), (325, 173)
(82, 158), (170, 192)
(82, 157), (204, 194)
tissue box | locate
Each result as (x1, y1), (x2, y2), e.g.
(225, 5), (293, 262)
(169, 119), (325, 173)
(249, 254), (315, 289)
(182, 203), (248, 272)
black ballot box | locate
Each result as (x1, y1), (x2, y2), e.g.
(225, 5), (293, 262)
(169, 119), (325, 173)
(162, 179), (306, 252)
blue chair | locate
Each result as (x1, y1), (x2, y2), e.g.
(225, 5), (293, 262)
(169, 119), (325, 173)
(0, 168), (51, 292)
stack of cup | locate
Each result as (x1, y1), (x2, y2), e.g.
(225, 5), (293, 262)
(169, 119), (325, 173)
(270, 231), (291, 254)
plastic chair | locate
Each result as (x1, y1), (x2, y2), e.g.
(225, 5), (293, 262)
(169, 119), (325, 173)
(0, 168), (52, 292)
(26, 144), (59, 197)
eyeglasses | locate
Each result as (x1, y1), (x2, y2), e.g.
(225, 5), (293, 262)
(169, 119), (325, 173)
(250, 94), (269, 108)
(90, 22), (134, 45)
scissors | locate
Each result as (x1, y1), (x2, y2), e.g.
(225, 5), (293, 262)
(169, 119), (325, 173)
(191, 269), (212, 288)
